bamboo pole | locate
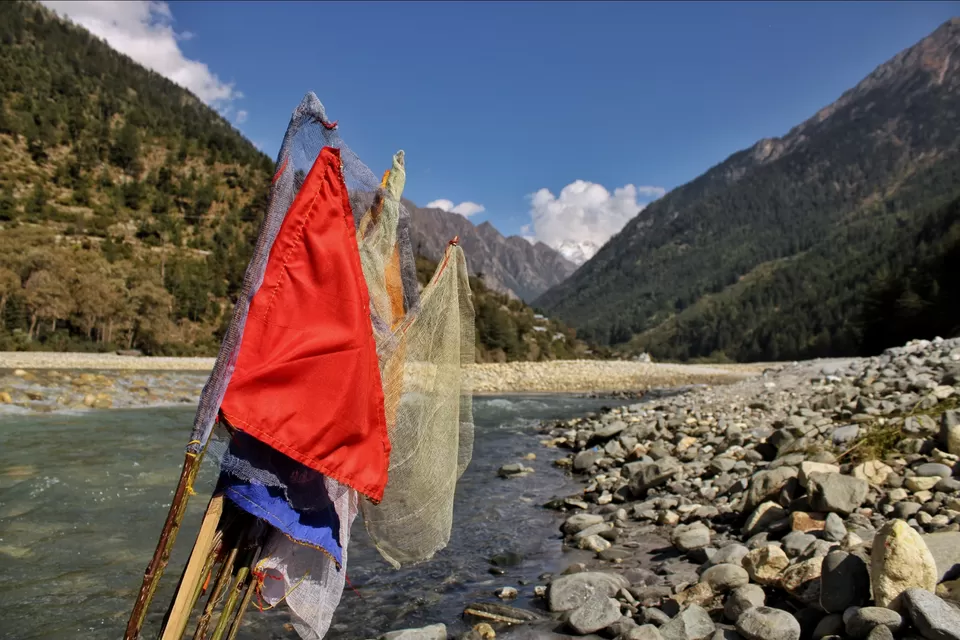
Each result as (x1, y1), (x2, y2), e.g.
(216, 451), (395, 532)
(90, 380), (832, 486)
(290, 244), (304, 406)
(161, 494), (226, 640)
(209, 562), (252, 639)
(210, 536), (263, 640)
(125, 450), (205, 640)
(224, 568), (258, 640)
(192, 540), (240, 640)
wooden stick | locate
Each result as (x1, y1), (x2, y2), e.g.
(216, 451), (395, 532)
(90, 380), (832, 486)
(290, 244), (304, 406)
(125, 450), (205, 640)
(161, 494), (225, 640)
(192, 539), (240, 640)
(212, 540), (263, 640)
(210, 565), (251, 640)
(224, 568), (257, 640)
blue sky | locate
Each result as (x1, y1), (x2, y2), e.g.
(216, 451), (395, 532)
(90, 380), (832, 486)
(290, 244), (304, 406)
(43, 1), (959, 257)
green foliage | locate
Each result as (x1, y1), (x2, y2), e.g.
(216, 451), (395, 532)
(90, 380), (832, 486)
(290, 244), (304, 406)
(415, 255), (591, 363)
(538, 24), (960, 362)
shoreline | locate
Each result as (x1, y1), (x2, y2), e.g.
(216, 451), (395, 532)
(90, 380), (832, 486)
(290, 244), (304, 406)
(0, 353), (775, 409)
(425, 336), (960, 640)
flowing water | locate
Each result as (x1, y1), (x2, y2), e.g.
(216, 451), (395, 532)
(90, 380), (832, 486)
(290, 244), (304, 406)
(0, 392), (632, 640)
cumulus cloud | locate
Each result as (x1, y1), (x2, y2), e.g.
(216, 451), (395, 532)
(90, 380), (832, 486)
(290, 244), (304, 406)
(40, 1), (242, 112)
(426, 199), (486, 218)
(526, 180), (665, 262)
(235, 110), (248, 124)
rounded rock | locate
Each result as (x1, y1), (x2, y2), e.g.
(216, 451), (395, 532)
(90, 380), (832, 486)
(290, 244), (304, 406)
(701, 564), (749, 592)
(736, 606), (801, 640)
(724, 584), (765, 622)
(844, 607), (902, 638)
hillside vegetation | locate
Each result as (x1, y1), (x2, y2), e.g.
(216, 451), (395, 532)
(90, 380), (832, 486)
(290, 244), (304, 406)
(536, 18), (960, 362)
(414, 256), (589, 363)
(0, 1), (590, 361)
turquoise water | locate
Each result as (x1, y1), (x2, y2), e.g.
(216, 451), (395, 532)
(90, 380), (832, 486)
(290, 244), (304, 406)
(0, 395), (624, 639)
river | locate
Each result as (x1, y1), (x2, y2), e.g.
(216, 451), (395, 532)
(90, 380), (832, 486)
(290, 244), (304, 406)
(0, 393), (632, 639)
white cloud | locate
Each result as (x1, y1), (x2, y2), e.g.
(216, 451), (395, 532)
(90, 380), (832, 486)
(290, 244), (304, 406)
(426, 199), (486, 218)
(526, 180), (665, 263)
(236, 110), (248, 124)
(40, 1), (242, 112)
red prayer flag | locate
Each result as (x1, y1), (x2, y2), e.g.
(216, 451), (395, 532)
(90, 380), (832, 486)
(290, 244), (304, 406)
(220, 146), (390, 502)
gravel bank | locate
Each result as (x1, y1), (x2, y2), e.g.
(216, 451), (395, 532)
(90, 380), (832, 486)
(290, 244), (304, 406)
(0, 352), (765, 396)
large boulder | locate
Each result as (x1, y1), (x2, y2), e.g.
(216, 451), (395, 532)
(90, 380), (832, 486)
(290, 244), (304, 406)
(807, 472), (869, 515)
(736, 607), (801, 640)
(629, 458), (681, 497)
(820, 549), (871, 613)
(871, 519), (938, 609)
(743, 545), (790, 586)
(658, 605), (715, 640)
(567, 594), (622, 635)
(548, 572), (630, 612)
(922, 531), (960, 582)
(901, 587), (960, 640)
(744, 467), (798, 512)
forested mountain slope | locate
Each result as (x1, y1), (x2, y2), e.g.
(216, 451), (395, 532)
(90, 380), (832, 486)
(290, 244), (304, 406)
(535, 18), (960, 362)
(0, 1), (586, 360)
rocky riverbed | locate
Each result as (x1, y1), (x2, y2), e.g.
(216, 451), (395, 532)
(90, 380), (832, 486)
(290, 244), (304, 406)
(387, 337), (960, 640)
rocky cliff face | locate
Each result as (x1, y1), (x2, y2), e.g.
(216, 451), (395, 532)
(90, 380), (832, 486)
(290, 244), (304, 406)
(406, 200), (577, 302)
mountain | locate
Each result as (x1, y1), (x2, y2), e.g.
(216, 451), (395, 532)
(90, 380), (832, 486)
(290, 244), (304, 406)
(555, 239), (601, 266)
(405, 200), (577, 301)
(536, 18), (960, 362)
(0, 0), (273, 354)
(0, 1), (586, 360)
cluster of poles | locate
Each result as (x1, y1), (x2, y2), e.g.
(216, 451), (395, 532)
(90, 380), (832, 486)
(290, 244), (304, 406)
(124, 438), (267, 640)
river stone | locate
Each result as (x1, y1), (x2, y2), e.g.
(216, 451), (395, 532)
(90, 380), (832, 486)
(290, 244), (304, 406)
(743, 545), (790, 586)
(630, 458), (682, 497)
(853, 460), (895, 486)
(791, 511), (826, 533)
(380, 624), (447, 640)
(799, 462), (840, 488)
(743, 502), (789, 537)
(659, 605), (716, 640)
(901, 587), (960, 640)
(780, 557), (823, 607)
(710, 544), (750, 568)
(922, 531), (960, 582)
(745, 467), (799, 512)
(574, 450), (600, 471)
(812, 614), (844, 640)
(808, 472), (869, 515)
(594, 421), (627, 441)
(823, 512), (847, 542)
(915, 463), (953, 478)
(871, 519), (938, 609)
(940, 410), (960, 455)
(701, 564), (749, 592)
(820, 549), (871, 613)
(736, 607), (801, 640)
(549, 572), (630, 612)
(672, 522), (712, 552)
(832, 425), (860, 446)
(579, 534), (612, 553)
(906, 476), (941, 492)
(625, 625), (664, 640)
(724, 584), (765, 622)
(844, 608), (903, 638)
(782, 531), (816, 558)
(568, 594), (622, 634)
(563, 513), (605, 535)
